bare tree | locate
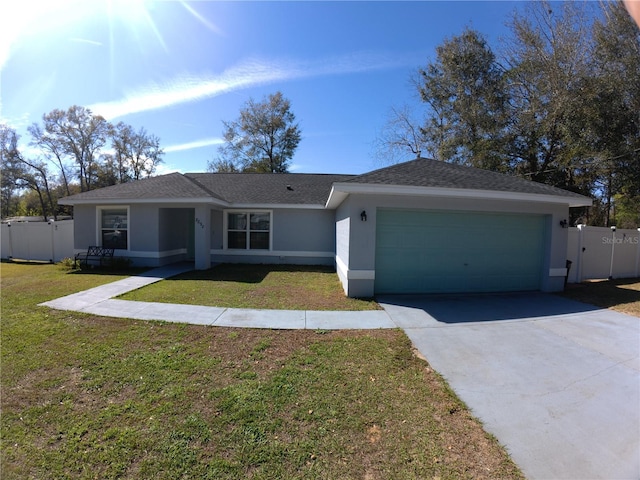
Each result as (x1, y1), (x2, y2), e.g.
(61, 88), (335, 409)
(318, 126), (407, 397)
(39, 106), (109, 191)
(111, 122), (164, 181)
(373, 105), (428, 164)
(28, 123), (72, 196)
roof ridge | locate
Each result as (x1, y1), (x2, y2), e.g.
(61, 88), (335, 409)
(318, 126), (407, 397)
(186, 172), (357, 177)
(182, 173), (227, 202)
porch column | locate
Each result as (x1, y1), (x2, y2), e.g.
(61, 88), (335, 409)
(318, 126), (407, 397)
(194, 205), (211, 270)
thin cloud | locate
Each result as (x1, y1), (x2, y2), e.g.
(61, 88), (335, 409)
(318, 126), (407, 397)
(164, 137), (224, 153)
(87, 52), (416, 121)
(69, 37), (103, 46)
(179, 1), (225, 36)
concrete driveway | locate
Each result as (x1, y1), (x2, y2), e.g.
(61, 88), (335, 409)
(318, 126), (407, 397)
(379, 293), (640, 480)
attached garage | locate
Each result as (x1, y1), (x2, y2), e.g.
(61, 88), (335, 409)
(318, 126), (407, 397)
(374, 209), (546, 294)
(328, 159), (593, 298)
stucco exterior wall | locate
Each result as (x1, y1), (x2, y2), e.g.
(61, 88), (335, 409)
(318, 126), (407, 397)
(211, 208), (335, 266)
(273, 209), (335, 252)
(336, 194), (570, 297)
(129, 205), (159, 253)
(73, 205), (96, 250)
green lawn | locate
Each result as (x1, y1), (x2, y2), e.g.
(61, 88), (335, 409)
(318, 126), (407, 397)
(120, 264), (380, 311)
(1, 262), (524, 479)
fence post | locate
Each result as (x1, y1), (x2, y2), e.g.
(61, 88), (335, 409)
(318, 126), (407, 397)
(7, 222), (13, 259)
(636, 228), (640, 278)
(576, 224), (584, 283)
(49, 220), (55, 263)
(608, 226), (616, 280)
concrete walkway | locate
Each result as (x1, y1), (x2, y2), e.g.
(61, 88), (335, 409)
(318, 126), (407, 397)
(39, 264), (396, 330)
(40, 266), (640, 479)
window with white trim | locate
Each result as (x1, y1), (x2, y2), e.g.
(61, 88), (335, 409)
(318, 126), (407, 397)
(227, 211), (271, 250)
(100, 208), (128, 249)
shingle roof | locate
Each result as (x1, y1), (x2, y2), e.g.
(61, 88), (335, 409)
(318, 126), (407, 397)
(186, 173), (354, 205)
(59, 172), (354, 205)
(59, 172), (223, 202)
(344, 158), (589, 199)
(59, 158), (591, 206)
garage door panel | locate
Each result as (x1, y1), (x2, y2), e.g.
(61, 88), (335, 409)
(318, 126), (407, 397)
(375, 209), (546, 294)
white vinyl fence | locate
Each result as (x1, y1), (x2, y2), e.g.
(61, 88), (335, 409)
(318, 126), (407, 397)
(567, 225), (640, 283)
(1, 220), (74, 263)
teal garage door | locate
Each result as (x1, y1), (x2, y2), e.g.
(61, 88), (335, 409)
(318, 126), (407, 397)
(375, 209), (546, 294)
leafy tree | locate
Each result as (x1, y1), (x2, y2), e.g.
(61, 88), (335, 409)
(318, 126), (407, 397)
(210, 91), (301, 173)
(418, 28), (508, 170)
(36, 105), (109, 191)
(207, 157), (239, 173)
(0, 125), (56, 219)
(110, 122), (164, 182)
(0, 125), (26, 217)
(590, 1), (640, 224)
(92, 154), (120, 189)
(503, 1), (597, 190)
(27, 107), (165, 194)
(3, 106), (166, 218)
(376, 0), (640, 226)
(612, 193), (640, 228)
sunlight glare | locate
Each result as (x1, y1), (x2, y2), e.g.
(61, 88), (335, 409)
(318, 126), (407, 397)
(1, 0), (164, 70)
(106, 0), (167, 52)
(0, 0), (82, 69)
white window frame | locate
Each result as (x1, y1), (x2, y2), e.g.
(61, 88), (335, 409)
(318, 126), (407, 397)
(96, 206), (130, 251)
(223, 209), (273, 251)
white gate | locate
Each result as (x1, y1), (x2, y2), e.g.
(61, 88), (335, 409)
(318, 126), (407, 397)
(567, 225), (640, 282)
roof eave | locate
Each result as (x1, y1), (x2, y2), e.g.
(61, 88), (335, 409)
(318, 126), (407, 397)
(228, 203), (327, 210)
(325, 186), (349, 209)
(58, 197), (229, 206)
(326, 183), (593, 208)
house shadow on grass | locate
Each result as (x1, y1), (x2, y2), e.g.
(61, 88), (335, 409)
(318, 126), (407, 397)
(162, 263), (336, 284)
(377, 291), (604, 324)
(2, 258), (54, 266)
(67, 266), (152, 277)
(560, 278), (640, 313)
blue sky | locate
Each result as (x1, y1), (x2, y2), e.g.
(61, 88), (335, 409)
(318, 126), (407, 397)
(1, 0), (523, 176)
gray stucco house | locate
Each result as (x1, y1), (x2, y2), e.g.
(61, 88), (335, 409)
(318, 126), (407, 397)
(60, 158), (592, 297)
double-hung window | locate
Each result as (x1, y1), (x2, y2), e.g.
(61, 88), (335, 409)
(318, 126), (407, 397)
(227, 211), (271, 250)
(100, 207), (128, 250)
